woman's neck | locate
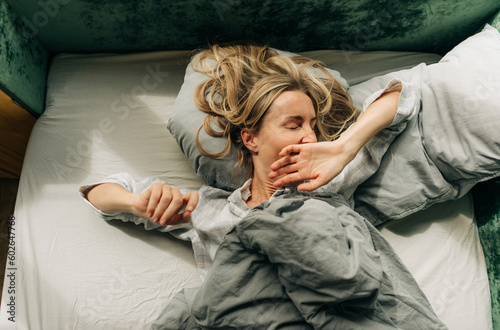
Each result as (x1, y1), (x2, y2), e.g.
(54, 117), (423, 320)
(247, 171), (278, 208)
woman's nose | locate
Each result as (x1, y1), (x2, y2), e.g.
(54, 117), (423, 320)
(301, 127), (317, 144)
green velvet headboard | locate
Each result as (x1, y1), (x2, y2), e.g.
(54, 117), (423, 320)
(474, 178), (500, 326)
(5, 0), (500, 54)
(475, 5), (500, 318)
(1, 0), (499, 327)
(2, 0), (500, 116)
(0, 0), (49, 116)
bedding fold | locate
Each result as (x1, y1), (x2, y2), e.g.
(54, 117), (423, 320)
(153, 191), (446, 329)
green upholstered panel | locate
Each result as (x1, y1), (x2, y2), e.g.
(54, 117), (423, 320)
(490, 7), (500, 30)
(475, 14), (500, 328)
(5, 0), (500, 55)
(0, 0), (49, 116)
(473, 179), (500, 330)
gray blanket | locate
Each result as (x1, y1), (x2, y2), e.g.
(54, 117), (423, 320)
(153, 191), (447, 329)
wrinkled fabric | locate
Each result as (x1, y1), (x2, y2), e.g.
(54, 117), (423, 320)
(153, 191), (446, 330)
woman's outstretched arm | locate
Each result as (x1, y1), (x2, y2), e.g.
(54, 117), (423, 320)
(269, 84), (403, 191)
(86, 182), (198, 226)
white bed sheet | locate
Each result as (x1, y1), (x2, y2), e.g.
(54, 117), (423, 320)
(0, 50), (492, 329)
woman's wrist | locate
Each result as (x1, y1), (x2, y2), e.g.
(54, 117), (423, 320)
(334, 133), (364, 164)
(87, 183), (137, 215)
(336, 89), (401, 159)
(128, 193), (145, 217)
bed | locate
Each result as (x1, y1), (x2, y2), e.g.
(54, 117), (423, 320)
(0, 37), (496, 328)
(2, 0), (500, 325)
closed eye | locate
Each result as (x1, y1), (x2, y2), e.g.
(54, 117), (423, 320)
(311, 119), (317, 130)
(285, 120), (303, 129)
(284, 115), (316, 130)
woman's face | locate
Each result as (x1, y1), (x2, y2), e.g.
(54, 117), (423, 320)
(244, 90), (318, 171)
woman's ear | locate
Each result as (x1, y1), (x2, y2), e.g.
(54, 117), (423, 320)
(241, 128), (258, 153)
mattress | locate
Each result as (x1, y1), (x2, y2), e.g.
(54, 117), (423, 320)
(0, 50), (492, 329)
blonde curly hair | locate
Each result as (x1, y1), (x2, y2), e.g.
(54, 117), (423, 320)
(193, 42), (360, 179)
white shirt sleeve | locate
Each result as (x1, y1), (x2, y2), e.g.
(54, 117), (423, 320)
(318, 78), (420, 205)
(79, 172), (195, 240)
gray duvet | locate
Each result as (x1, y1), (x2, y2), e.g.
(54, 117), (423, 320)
(153, 191), (447, 329)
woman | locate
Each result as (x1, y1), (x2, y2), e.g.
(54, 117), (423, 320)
(81, 43), (446, 328)
(84, 43), (402, 226)
(82, 42), (409, 274)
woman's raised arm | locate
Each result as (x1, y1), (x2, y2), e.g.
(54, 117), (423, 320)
(269, 85), (402, 191)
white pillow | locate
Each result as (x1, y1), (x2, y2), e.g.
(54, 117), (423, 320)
(350, 24), (500, 224)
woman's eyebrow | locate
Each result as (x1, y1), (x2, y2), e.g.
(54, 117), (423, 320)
(285, 115), (317, 121)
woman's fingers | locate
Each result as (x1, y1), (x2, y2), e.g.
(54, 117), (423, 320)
(278, 144), (302, 157)
(162, 192), (199, 225)
(270, 154), (300, 172)
(142, 183), (199, 225)
(182, 191), (199, 218)
(272, 141), (352, 191)
(274, 174), (326, 192)
(273, 172), (305, 188)
(297, 177), (326, 192)
(157, 191), (199, 226)
(158, 187), (184, 225)
(145, 182), (166, 219)
(269, 163), (299, 179)
(269, 146), (306, 184)
(270, 144), (302, 171)
(157, 190), (199, 226)
(270, 156), (291, 171)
